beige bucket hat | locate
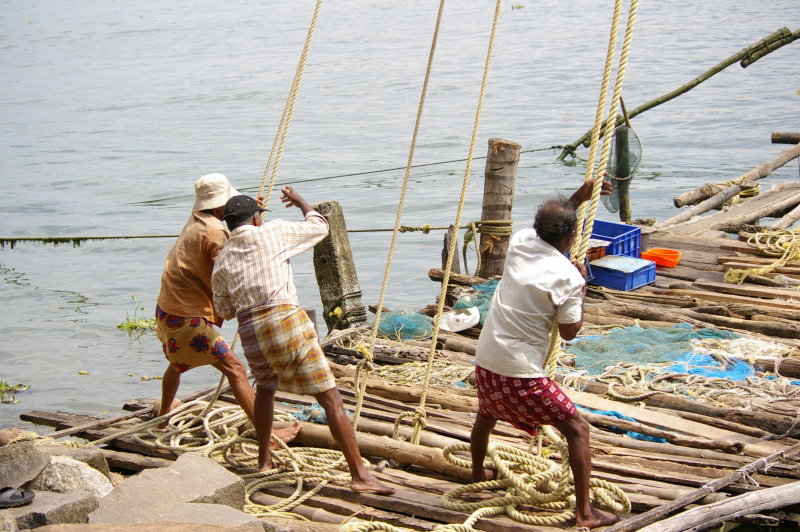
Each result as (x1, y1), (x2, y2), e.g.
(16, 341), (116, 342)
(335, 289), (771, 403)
(192, 173), (240, 211)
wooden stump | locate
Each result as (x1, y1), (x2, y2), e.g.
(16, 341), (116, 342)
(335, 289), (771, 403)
(476, 138), (519, 279)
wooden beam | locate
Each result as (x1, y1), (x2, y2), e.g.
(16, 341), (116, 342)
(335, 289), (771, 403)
(606, 442), (800, 532)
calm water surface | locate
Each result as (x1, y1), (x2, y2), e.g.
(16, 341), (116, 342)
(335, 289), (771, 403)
(1, 1), (798, 428)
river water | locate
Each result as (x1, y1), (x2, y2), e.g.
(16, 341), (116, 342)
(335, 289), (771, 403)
(1, 0), (798, 429)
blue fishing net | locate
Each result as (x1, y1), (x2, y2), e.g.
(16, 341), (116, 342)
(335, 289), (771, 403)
(568, 324), (740, 375)
(452, 280), (499, 325)
(375, 310), (433, 341)
(665, 353), (754, 380)
(293, 402), (353, 424)
(577, 406), (667, 443)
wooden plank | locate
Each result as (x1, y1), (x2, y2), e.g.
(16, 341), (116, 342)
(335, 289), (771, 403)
(692, 279), (800, 300)
(566, 390), (790, 458)
(657, 288), (800, 310)
(668, 184), (800, 236)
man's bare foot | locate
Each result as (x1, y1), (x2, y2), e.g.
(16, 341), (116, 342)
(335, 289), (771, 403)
(257, 456), (274, 473)
(350, 474), (396, 495)
(155, 399), (182, 429)
(471, 468), (497, 483)
(269, 420), (302, 450)
(576, 508), (619, 529)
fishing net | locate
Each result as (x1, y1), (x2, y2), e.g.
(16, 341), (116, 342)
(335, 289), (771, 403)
(602, 124), (642, 214)
(567, 323), (739, 375)
(375, 309), (433, 341)
(452, 280), (498, 326)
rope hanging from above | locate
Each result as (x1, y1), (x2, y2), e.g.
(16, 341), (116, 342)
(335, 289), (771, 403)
(259, 0), (324, 209)
(352, 0), (447, 428)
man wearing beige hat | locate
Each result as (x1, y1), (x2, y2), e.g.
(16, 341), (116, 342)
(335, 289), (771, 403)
(153, 173), (300, 445)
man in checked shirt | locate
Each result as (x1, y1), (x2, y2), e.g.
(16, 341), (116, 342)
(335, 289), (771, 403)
(212, 186), (394, 494)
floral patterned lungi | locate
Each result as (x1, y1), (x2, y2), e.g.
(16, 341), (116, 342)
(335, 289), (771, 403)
(155, 305), (231, 373)
(237, 304), (336, 395)
(475, 365), (576, 435)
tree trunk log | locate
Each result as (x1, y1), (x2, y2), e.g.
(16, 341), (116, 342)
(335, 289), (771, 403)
(477, 138), (519, 279)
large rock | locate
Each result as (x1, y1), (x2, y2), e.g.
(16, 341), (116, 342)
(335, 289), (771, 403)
(0, 442), (48, 488)
(32, 445), (111, 479)
(0, 510), (18, 531)
(89, 453), (262, 530)
(0, 429), (32, 448)
(2, 491), (98, 530)
(26, 456), (114, 498)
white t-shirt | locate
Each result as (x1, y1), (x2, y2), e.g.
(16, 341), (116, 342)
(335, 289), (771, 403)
(475, 227), (585, 378)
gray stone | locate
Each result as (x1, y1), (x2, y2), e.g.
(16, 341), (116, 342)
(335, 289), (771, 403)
(89, 453), (262, 530)
(4, 491), (98, 530)
(0, 510), (18, 531)
(0, 442), (49, 488)
(26, 456), (114, 498)
(32, 444), (111, 479)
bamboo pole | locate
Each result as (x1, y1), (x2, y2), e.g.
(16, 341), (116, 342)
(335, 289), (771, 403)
(558, 28), (800, 160)
(606, 441), (800, 532)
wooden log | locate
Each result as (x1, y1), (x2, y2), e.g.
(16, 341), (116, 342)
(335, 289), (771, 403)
(777, 358), (800, 380)
(716, 254), (800, 269)
(667, 143), (800, 220)
(771, 201), (800, 230)
(614, 126), (633, 223)
(558, 378), (798, 436)
(717, 260), (800, 277)
(254, 486), (438, 531)
(637, 480), (800, 532)
(441, 225), (461, 275)
(772, 132), (800, 145)
(312, 201), (368, 331)
(99, 448), (174, 471)
(668, 183), (800, 235)
(428, 268), (489, 287)
(249, 492), (345, 524)
(692, 279), (800, 300)
(659, 287), (800, 311)
(660, 184), (749, 229)
(293, 421), (471, 481)
(579, 410), (743, 454)
(605, 441), (800, 532)
(568, 389), (791, 458)
(477, 138), (519, 279)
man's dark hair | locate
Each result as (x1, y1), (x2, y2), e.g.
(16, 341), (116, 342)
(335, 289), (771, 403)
(225, 214), (252, 231)
(533, 196), (578, 249)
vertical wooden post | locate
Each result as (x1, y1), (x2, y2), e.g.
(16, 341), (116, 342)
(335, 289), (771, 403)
(615, 127), (632, 223)
(477, 138), (520, 279)
(442, 225), (461, 274)
(312, 201), (368, 332)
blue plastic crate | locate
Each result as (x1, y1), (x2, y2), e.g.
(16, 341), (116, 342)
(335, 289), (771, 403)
(588, 255), (655, 291)
(590, 220), (641, 258)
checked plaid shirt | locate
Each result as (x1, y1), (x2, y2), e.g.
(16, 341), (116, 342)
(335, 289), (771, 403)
(211, 211), (328, 320)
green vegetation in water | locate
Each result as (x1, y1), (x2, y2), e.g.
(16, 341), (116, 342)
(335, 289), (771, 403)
(512, 4), (525, 9)
(117, 295), (156, 340)
(0, 381), (30, 405)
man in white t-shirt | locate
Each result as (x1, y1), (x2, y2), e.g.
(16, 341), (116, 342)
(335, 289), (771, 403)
(470, 181), (619, 529)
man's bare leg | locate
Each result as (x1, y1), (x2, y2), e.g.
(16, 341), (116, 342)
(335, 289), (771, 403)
(254, 386), (276, 471)
(314, 388), (395, 495)
(214, 355), (301, 448)
(470, 413), (498, 482)
(157, 364), (181, 429)
(556, 412), (619, 528)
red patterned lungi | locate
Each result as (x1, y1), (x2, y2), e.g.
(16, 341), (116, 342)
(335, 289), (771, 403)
(475, 365), (576, 435)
